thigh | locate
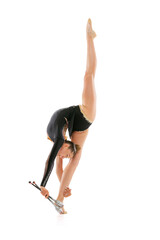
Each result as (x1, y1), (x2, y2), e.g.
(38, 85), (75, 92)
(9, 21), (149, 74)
(81, 72), (97, 122)
(71, 129), (89, 149)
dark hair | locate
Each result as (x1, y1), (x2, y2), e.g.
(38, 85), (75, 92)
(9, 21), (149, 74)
(64, 140), (81, 157)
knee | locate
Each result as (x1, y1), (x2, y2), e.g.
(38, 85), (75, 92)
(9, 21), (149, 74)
(69, 151), (82, 167)
(84, 71), (96, 82)
(84, 71), (93, 78)
(69, 157), (80, 168)
(85, 62), (97, 77)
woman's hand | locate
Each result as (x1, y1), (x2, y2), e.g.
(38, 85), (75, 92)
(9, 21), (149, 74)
(40, 186), (49, 199)
(63, 186), (72, 197)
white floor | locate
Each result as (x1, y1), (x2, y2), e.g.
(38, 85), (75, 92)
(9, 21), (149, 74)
(3, 176), (160, 240)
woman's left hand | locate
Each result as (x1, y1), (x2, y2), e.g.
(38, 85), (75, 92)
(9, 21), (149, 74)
(63, 186), (72, 197)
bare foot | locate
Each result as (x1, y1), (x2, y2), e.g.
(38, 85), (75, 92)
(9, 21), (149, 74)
(86, 18), (97, 39)
(56, 197), (67, 214)
(61, 206), (67, 214)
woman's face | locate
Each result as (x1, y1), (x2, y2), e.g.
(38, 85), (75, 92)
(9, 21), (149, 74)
(58, 143), (73, 159)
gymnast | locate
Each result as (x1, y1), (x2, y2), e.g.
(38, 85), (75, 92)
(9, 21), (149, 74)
(40, 18), (97, 214)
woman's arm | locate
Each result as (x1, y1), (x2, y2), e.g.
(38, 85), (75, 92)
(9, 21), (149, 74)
(40, 138), (64, 187)
(56, 156), (63, 182)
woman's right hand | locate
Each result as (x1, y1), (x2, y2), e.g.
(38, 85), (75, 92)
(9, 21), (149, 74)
(40, 186), (49, 199)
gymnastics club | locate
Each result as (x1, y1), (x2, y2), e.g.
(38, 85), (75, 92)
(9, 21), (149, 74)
(28, 181), (64, 208)
(32, 181), (64, 211)
(33, 181), (56, 202)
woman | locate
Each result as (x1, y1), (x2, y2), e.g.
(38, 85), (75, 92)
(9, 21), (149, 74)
(40, 18), (97, 214)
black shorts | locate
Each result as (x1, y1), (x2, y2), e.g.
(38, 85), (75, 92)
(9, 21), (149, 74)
(71, 105), (92, 133)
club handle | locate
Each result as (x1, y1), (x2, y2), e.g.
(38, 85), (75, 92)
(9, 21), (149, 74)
(29, 181), (56, 203)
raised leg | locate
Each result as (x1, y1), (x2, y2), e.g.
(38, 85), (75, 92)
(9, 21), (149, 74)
(86, 19), (97, 78)
(81, 19), (97, 122)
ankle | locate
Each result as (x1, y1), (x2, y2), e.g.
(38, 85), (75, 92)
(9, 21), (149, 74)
(87, 32), (96, 41)
(56, 195), (64, 203)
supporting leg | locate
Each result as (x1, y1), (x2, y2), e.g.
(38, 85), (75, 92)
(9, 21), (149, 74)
(56, 150), (82, 203)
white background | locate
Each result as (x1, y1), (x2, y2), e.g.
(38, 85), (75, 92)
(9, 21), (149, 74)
(0, 0), (160, 239)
